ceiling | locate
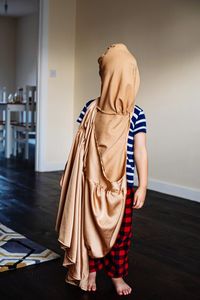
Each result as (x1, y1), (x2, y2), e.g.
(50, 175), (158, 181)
(0, 0), (38, 17)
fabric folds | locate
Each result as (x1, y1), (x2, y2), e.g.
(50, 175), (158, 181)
(55, 43), (140, 291)
(55, 99), (130, 290)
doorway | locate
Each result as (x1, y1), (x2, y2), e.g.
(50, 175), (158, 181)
(0, 0), (39, 170)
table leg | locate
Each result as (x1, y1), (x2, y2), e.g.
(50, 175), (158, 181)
(5, 107), (11, 158)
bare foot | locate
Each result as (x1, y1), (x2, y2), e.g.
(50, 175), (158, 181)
(87, 271), (97, 291)
(111, 277), (132, 295)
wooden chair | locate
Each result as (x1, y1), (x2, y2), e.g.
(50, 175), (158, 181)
(0, 109), (20, 154)
(12, 86), (36, 159)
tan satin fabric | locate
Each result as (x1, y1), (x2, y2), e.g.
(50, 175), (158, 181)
(55, 43), (140, 291)
(97, 43), (140, 114)
(55, 98), (130, 290)
(95, 43), (140, 182)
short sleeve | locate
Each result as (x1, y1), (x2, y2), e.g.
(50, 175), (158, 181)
(76, 104), (88, 123)
(76, 99), (94, 123)
(133, 109), (147, 134)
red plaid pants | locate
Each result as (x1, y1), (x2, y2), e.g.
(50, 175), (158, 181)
(88, 186), (134, 278)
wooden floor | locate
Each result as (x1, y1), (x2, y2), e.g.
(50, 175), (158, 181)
(0, 150), (200, 300)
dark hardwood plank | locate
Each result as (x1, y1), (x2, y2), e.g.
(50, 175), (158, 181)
(0, 149), (200, 299)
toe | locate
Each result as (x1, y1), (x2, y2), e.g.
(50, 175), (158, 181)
(118, 289), (123, 295)
(122, 289), (126, 295)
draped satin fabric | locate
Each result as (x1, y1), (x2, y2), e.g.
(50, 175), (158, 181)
(95, 43), (140, 182)
(55, 43), (140, 291)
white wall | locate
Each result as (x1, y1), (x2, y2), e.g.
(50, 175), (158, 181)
(37, 0), (200, 201)
(36, 0), (76, 171)
(0, 16), (16, 95)
(16, 13), (38, 88)
(73, 0), (200, 200)
(0, 13), (38, 96)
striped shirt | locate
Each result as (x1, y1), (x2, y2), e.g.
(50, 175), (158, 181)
(76, 99), (147, 187)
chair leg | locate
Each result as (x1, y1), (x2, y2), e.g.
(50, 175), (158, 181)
(13, 128), (17, 157)
(25, 131), (29, 160)
(3, 129), (6, 149)
(0, 131), (3, 151)
(18, 132), (23, 154)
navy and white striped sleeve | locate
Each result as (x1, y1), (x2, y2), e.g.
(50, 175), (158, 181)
(76, 99), (94, 123)
(133, 109), (147, 134)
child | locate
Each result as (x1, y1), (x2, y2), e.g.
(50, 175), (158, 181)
(56, 43), (148, 296)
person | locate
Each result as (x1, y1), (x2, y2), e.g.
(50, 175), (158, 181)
(55, 43), (148, 296)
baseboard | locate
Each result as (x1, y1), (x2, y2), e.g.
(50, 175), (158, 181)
(35, 162), (64, 172)
(134, 175), (200, 203)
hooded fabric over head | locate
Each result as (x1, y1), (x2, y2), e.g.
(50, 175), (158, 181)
(55, 43), (140, 291)
(95, 43), (140, 182)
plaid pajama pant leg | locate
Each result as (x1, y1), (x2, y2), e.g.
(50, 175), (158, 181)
(88, 186), (134, 277)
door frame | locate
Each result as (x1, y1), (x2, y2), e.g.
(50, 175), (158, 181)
(35, 0), (49, 172)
